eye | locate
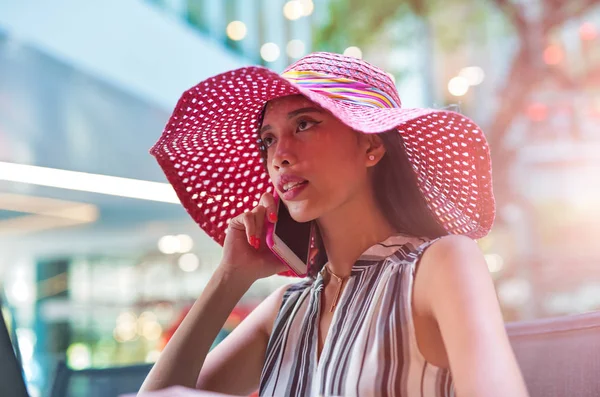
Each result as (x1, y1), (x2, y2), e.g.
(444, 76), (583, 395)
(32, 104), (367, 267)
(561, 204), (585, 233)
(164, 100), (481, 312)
(261, 134), (276, 148)
(297, 118), (320, 132)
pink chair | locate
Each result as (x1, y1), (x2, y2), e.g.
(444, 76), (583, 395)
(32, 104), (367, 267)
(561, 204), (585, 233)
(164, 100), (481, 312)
(507, 311), (600, 397)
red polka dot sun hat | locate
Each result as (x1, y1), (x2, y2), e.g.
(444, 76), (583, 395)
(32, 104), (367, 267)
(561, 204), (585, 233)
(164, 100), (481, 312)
(150, 52), (495, 247)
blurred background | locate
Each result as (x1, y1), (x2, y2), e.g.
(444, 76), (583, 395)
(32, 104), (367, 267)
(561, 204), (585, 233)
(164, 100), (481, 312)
(0, 0), (599, 396)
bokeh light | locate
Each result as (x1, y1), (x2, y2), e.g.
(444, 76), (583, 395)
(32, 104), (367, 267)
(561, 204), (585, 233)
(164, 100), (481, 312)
(158, 235), (179, 254)
(117, 311), (136, 325)
(343, 46), (362, 59)
(300, 0), (314, 16)
(448, 76), (469, 97)
(66, 343), (91, 370)
(178, 253), (200, 272)
(141, 321), (162, 341)
(8, 280), (32, 304)
(283, 1), (304, 20)
(114, 311), (138, 342)
(261, 43), (281, 62)
(138, 311), (157, 324)
(176, 234), (193, 253)
(158, 234), (193, 254)
(226, 21), (247, 41)
(459, 66), (485, 86)
(485, 253), (504, 273)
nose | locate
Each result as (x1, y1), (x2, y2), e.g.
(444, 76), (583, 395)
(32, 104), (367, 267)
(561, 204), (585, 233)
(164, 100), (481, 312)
(271, 135), (297, 170)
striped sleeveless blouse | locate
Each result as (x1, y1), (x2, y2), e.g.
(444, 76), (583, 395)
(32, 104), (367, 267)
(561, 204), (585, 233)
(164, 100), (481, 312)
(259, 235), (455, 397)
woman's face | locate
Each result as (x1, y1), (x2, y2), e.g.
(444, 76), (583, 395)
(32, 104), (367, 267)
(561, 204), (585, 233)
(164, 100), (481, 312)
(261, 95), (373, 222)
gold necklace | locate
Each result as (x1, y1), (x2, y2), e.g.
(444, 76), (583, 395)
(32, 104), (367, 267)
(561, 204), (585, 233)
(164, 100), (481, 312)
(321, 265), (350, 313)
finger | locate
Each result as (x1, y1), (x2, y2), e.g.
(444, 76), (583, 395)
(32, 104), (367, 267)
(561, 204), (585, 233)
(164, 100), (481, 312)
(241, 211), (257, 249)
(259, 192), (277, 223)
(227, 215), (246, 232)
(251, 205), (267, 248)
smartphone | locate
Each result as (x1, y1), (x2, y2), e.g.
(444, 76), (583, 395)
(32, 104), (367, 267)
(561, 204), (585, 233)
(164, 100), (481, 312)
(266, 196), (316, 277)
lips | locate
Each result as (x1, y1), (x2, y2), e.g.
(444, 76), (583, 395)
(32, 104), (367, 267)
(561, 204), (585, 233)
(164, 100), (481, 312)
(282, 180), (307, 191)
(276, 174), (308, 199)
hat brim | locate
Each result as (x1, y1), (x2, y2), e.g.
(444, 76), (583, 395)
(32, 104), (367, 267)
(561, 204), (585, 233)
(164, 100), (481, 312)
(151, 66), (495, 248)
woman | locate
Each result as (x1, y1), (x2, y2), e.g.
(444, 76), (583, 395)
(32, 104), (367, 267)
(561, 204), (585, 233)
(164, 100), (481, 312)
(140, 52), (528, 397)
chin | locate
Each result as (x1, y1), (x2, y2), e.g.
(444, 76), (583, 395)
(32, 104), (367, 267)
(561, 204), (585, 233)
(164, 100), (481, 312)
(285, 200), (319, 223)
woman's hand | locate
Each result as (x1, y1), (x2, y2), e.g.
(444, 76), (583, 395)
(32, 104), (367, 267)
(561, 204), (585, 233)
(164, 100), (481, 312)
(140, 194), (287, 393)
(219, 192), (288, 282)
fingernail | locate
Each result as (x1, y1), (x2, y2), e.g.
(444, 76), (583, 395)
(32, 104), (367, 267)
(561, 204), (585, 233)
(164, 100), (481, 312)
(249, 236), (256, 247)
(268, 212), (277, 223)
(254, 238), (260, 250)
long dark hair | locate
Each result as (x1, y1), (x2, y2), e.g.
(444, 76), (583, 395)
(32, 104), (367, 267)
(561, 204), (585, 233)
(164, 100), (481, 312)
(373, 129), (448, 239)
(305, 129), (447, 277)
(256, 108), (447, 274)
(257, 104), (448, 276)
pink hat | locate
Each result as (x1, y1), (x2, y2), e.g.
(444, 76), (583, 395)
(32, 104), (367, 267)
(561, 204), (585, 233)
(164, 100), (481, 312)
(151, 52), (495, 246)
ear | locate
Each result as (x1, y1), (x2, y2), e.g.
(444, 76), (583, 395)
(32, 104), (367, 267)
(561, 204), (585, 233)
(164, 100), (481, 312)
(363, 134), (386, 167)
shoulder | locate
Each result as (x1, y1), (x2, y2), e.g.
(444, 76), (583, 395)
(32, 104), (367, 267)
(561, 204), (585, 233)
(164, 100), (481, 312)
(413, 234), (490, 315)
(420, 234), (482, 264)
(413, 236), (528, 395)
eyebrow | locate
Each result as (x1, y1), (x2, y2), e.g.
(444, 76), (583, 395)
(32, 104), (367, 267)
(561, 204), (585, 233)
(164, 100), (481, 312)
(259, 107), (323, 136)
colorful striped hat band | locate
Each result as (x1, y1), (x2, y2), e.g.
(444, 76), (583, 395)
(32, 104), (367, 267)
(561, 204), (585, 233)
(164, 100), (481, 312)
(281, 70), (401, 109)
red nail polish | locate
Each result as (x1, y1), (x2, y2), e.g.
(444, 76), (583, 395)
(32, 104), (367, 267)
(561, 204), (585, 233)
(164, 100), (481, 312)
(268, 213), (278, 223)
(249, 236), (256, 247)
(254, 238), (260, 250)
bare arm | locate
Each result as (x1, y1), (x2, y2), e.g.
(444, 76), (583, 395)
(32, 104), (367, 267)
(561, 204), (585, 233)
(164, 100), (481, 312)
(416, 235), (529, 397)
(140, 192), (288, 394)
(196, 283), (289, 395)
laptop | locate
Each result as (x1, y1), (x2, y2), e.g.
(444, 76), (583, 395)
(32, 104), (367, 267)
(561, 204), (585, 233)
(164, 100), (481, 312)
(0, 304), (29, 397)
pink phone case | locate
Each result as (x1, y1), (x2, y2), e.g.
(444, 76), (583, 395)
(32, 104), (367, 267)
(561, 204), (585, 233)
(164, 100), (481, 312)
(265, 194), (308, 278)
